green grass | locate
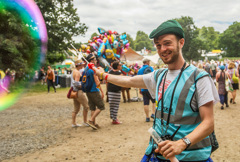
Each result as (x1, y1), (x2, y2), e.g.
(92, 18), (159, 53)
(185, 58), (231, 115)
(221, 57), (240, 61)
(8, 81), (69, 95)
(27, 81), (69, 93)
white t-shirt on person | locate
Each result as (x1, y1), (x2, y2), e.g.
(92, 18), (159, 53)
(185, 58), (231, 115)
(143, 70), (219, 111)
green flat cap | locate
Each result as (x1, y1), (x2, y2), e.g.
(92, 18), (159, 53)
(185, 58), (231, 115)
(149, 20), (184, 39)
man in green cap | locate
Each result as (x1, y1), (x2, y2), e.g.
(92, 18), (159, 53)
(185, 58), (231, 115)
(90, 19), (219, 161)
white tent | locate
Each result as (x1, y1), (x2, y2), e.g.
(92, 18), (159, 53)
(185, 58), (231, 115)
(143, 54), (160, 64)
(120, 47), (144, 61)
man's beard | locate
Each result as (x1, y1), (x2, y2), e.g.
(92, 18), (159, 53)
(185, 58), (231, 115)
(161, 45), (180, 64)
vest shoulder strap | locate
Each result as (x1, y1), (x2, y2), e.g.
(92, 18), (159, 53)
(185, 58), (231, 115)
(154, 68), (166, 82)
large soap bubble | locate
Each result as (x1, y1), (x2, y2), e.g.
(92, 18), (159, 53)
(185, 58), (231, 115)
(0, 0), (47, 111)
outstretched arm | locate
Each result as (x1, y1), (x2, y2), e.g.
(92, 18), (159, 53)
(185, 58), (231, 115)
(92, 66), (147, 89)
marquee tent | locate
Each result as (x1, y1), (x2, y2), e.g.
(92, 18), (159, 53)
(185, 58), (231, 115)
(143, 53), (160, 64)
(120, 47), (144, 61)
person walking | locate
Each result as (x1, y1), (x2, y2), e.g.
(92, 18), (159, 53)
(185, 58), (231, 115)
(121, 63), (133, 103)
(85, 54), (105, 130)
(39, 67), (46, 85)
(238, 64), (240, 79)
(216, 65), (229, 109)
(137, 58), (155, 122)
(71, 60), (89, 127)
(90, 20), (219, 161)
(204, 62), (213, 77)
(107, 61), (123, 124)
(45, 65), (56, 93)
(227, 62), (239, 104)
(210, 60), (218, 85)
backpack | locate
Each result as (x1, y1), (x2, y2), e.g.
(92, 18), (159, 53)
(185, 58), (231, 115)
(81, 69), (94, 92)
(143, 66), (152, 74)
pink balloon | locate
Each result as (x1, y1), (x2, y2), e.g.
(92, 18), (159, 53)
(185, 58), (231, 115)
(125, 43), (129, 49)
(97, 38), (103, 43)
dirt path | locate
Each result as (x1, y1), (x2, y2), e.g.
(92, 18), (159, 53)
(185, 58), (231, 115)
(1, 86), (240, 162)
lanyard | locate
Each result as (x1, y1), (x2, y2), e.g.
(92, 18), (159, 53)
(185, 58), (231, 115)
(158, 62), (187, 135)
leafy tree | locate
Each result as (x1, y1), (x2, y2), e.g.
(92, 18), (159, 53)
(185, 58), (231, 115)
(126, 34), (135, 49)
(199, 26), (220, 52)
(175, 16), (204, 61)
(90, 32), (98, 40)
(35, 0), (88, 63)
(219, 21), (240, 57)
(0, 10), (38, 79)
(46, 52), (65, 64)
(134, 31), (152, 51)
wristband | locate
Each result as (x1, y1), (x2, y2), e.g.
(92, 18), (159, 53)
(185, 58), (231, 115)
(105, 74), (109, 81)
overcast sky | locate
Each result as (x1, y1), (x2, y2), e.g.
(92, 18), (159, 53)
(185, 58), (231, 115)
(73, 0), (239, 43)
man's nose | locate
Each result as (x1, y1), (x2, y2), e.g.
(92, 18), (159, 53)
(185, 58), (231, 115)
(161, 45), (167, 51)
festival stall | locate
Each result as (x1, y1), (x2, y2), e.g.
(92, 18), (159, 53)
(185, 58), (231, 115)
(120, 47), (144, 62)
(143, 53), (161, 64)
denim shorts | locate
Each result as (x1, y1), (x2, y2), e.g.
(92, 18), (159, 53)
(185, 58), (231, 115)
(142, 91), (155, 105)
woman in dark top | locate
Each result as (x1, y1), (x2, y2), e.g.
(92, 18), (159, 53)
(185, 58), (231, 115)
(107, 61), (122, 124)
(216, 65), (229, 109)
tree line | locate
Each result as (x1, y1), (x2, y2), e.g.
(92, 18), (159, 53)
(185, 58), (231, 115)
(1, 0), (240, 80)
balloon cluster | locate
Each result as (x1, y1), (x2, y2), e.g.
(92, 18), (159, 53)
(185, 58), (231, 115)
(80, 27), (129, 71)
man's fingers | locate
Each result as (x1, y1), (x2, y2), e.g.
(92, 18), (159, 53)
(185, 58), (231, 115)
(159, 141), (170, 154)
(162, 147), (173, 158)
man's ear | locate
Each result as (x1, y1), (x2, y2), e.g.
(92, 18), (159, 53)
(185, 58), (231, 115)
(179, 38), (185, 48)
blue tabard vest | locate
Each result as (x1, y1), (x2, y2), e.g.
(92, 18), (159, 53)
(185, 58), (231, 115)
(145, 65), (212, 161)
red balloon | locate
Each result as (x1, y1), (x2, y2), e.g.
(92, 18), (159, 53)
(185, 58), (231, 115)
(113, 31), (118, 35)
(86, 49), (91, 53)
(109, 37), (112, 44)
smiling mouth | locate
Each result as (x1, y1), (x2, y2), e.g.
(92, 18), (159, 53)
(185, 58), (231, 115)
(161, 51), (171, 57)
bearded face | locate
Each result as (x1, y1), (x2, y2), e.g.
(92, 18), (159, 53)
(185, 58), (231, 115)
(159, 44), (180, 64)
(154, 34), (182, 65)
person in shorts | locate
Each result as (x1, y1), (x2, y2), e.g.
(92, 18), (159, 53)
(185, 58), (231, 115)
(227, 62), (239, 104)
(71, 59), (89, 127)
(137, 58), (155, 122)
(85, 54), (105, 130)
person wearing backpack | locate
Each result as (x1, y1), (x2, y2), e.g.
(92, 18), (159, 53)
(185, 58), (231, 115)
(84, 54), (105, 130)
(137, 58), (155, 122)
